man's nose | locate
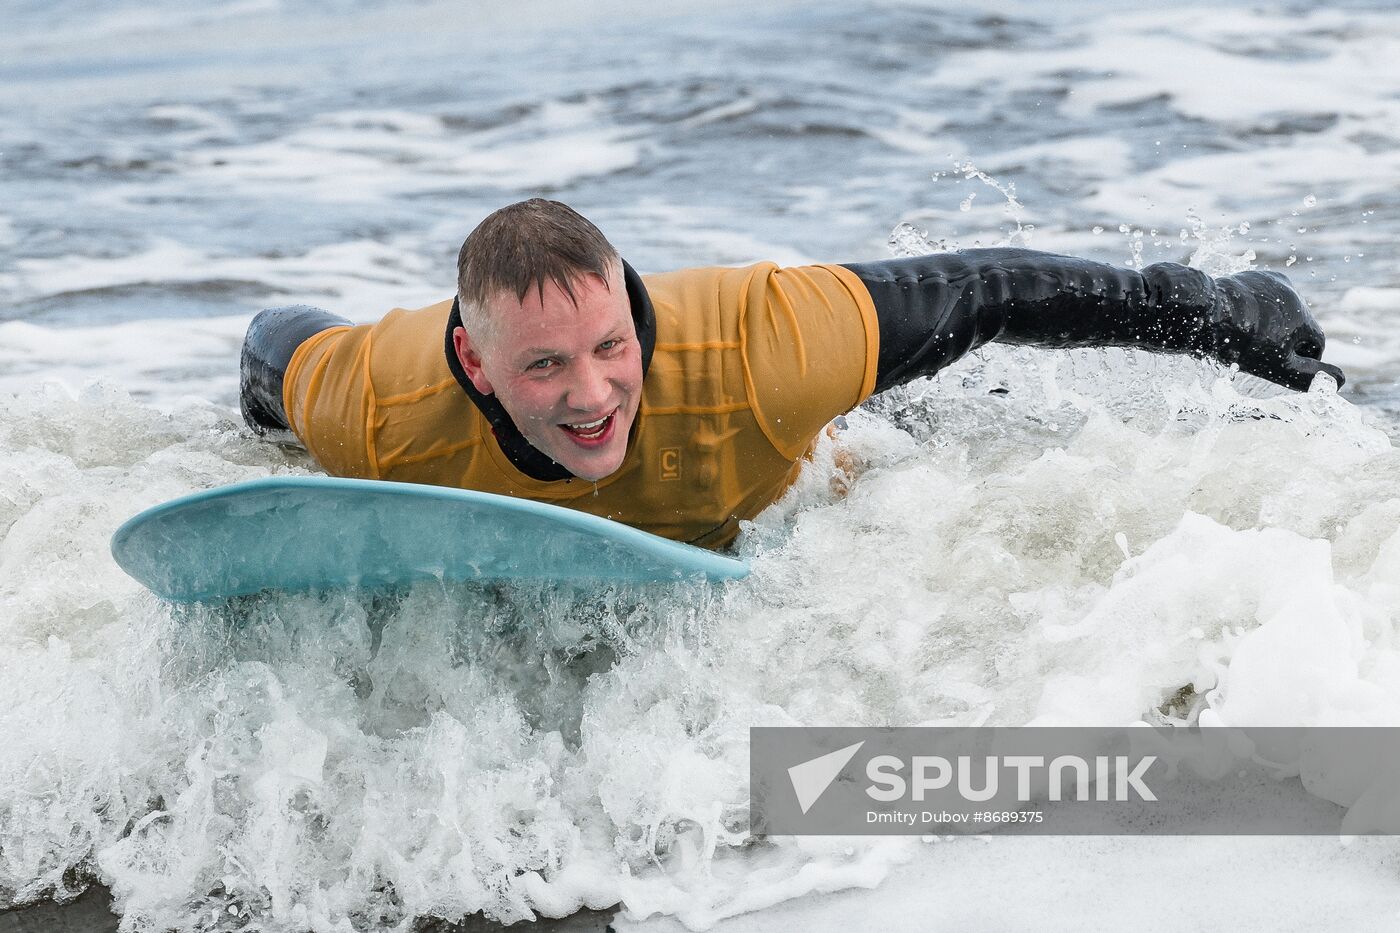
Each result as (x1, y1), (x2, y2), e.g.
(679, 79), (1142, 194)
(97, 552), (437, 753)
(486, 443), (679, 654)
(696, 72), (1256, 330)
(565, 357), (611, 412)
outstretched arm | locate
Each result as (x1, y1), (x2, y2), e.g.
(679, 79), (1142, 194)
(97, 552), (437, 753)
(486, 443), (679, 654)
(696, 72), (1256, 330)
(240, 305), (351, 434)
(842, 248), (1345, 394)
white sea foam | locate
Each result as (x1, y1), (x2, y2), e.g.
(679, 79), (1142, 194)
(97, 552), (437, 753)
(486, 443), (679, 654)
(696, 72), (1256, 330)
(8, 235), (447, 326)
(6, 0), (282, 49)
(925, 7), (1400, 126)
(1084, 141), (1400, 226)
(179, 102), (643, 202)
(600, 200), (820, 269)
(142, 104), (241, 146)
(910, 3), (1400, 260)
(630, 834), (1400, 933)
(0, 318), (247, 403)
(2, 345), (1398, 930)
(981, 135), (1134, 181)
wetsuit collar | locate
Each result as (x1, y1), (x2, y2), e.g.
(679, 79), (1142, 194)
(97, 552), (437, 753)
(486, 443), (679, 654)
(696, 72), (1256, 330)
(442, 258), (657, 483)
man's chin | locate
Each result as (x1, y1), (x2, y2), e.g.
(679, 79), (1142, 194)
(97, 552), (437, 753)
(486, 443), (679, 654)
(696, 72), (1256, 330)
(558, 458), (623, 482)
(540, 436), (627, 482)
(567, 442), (628, 480)
(570, 465), (619, 482)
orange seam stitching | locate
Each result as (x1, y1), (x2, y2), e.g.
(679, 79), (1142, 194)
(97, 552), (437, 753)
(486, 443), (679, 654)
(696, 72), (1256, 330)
(380, 436), (483, 469)
(282, 325), (349, 436)
(362, 333), (381, 479)
(828, 263), (881, 403)
(301, 343), (338, 451)
(379, 377), (458, 406)
(642, 401), (749, 415)
(738, 264), (799, 459)
(653, 340), (742, 351)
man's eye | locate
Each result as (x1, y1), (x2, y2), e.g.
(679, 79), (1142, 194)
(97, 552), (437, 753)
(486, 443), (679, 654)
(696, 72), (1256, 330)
(527, 358), (555, 371)
(599, 339), (621, 352)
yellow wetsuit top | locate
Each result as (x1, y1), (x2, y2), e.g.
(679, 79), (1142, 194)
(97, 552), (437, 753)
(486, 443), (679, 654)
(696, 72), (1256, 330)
(283, 262), (879, 549)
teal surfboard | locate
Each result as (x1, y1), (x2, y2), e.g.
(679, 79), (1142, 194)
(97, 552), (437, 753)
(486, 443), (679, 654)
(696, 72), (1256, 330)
(111, 476), (750, 602)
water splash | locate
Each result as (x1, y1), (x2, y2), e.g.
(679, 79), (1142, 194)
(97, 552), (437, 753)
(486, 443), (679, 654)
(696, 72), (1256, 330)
(951, 159), (1035, 248)
(887, 222), (941, 258)
(1182, 209), (1258, 277)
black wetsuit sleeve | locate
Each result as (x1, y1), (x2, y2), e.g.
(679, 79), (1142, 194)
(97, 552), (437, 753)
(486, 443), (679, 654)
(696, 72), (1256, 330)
(240, 305), (352, 434)
(841, 248), (1344, 394)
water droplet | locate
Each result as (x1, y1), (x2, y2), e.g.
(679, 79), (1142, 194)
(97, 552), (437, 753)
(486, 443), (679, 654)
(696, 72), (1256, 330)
(959, 194), (976, 212)
(1114, 532), (1131, 560)
(1119, 224), (1130, 234)
(1302, 194), (1317, 208)
(1092, 225), (1104, 234)
(1286, 255), (1297, 266)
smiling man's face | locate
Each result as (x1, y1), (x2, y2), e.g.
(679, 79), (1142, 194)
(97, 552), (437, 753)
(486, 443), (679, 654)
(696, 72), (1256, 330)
(452, 262), (642, 481)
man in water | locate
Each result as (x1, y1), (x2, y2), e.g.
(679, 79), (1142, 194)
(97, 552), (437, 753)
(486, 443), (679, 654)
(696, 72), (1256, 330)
(240, 198), (1345, 548)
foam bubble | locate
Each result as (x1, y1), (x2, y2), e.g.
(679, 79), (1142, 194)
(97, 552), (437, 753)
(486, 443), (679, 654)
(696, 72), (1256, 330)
(182, 101), (643, 203)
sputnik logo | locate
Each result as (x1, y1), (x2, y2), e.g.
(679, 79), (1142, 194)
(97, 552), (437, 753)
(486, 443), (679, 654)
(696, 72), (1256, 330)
(788, 741), (864, 814)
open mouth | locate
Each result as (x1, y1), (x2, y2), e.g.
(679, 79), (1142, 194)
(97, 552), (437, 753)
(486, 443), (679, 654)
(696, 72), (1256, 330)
(560, 409), (616, 444)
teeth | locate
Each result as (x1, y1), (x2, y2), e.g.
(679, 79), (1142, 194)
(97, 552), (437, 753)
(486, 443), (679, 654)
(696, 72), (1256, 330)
(566, 416), (608, 430)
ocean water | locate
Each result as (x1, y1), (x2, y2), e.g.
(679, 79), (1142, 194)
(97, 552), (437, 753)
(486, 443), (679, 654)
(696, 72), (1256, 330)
(3, 0), (1400, 930)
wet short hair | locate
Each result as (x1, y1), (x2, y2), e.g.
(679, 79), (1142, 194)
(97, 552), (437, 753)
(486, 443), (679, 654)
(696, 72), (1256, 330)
(456, 199), (620, 347)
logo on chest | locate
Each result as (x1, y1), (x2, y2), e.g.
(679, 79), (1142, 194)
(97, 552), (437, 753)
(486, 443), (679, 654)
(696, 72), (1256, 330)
(659, 447), (682, 481)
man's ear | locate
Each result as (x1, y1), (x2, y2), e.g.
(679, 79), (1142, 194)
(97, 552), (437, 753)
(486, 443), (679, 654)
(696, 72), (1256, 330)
(453, 326), (495, 396)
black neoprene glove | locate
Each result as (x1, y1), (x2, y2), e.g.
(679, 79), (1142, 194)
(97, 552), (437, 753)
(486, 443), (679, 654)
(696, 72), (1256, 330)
(842, 248), (1345, 394)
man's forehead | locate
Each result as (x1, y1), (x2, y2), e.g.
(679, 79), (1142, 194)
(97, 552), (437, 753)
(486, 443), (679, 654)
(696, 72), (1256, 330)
(491, 269), (633, 346)
(492, 266), (621, 311)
